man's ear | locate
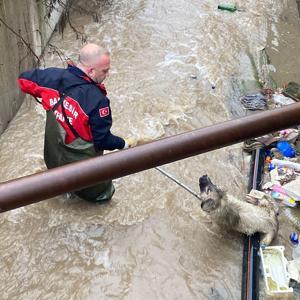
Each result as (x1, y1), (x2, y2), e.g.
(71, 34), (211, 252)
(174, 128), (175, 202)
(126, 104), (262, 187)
(87, 67), (94, 76)
(201, 198), (216, 212)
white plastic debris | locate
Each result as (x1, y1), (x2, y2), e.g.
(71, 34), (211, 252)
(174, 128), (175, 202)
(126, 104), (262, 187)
(272, 159), (300, 172)
(283, 177), (300, 199)
(260, 246), (293, 295)
(287, 259), (300, 283)
(270, 168), (280, 182)
(272, 94), (295, 106)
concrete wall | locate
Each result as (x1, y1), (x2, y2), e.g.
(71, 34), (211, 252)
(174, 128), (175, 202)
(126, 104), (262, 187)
(0, 0), (66, 135)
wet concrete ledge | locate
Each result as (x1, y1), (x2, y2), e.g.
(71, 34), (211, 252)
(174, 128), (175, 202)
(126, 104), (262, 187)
(0, 0), (67, 136)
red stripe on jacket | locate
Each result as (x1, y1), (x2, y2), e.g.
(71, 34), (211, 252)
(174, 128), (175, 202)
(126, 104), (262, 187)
(18, 78), (92, 144)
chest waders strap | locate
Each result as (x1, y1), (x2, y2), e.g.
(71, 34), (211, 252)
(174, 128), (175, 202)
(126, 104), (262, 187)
(34, 97), (42, 104)
(51, 92), (89, 142)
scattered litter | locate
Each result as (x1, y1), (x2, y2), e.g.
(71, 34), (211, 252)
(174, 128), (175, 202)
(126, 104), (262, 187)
(272, 185), (300, 202)
(240, 92), (267, 110)
(290, 232), (300, 259)
(217, 3), (237, 12)
(248, 189), (267, 200)
(243, 129), (299, 152)
(241, 85), (300, 296)
(273, 93), (295, 106)
(287, 259), (300, 285)
(272, 159), (300, 172)
(276, 141), (296, 158)
(282, 208), (300, 230)
(261, 88), (274, 97)
(260, 246), (293, 296)
(277, 167), (297, 185)
(270, 168), (280, 183)
(282, 176), (300, 197)
(266, 167), (290, 185)
(283, 82), (300, 102)
(262, 181), (274, 190)
(239, 86), (299, 111)
(288, 232), (300, 290)
(279, 129), (299, 144)
(271, 190), (296, 207)
(246, 189), (270, 205)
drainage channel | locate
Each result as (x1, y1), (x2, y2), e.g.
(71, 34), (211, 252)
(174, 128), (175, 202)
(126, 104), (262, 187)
(241, 148), (265, 300)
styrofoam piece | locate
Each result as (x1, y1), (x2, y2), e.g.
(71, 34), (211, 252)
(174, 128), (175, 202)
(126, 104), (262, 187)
(260, 246), (293, 295)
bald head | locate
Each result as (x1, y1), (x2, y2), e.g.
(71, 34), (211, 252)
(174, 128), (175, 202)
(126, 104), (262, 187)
(78, 43), (109, 67)
(77, 43), (110, 83)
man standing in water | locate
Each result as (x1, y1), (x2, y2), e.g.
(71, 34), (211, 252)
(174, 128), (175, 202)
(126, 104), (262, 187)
(18, 43), (136, 202)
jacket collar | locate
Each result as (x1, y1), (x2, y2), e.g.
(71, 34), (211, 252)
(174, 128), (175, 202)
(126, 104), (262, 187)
(67, 64), (107, 95)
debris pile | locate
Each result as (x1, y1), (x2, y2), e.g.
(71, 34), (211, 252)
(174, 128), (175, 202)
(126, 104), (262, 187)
(241, 82), (300, 296)
(240, 82), (300, 112)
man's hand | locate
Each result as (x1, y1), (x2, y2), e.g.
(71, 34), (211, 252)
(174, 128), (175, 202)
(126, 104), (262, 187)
(124, 137), (138, 149)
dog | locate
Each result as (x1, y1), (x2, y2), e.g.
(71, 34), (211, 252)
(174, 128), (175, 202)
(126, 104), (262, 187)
(199, 175), (279, 245)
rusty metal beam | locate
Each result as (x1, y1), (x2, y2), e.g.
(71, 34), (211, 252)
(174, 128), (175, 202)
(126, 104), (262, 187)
(1, 103), (300, 213)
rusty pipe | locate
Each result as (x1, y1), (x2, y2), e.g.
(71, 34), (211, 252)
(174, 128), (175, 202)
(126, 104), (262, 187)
(1, 103), (300, 213)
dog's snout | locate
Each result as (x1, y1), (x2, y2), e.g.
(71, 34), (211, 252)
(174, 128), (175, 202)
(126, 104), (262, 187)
(199, 175), (211, 193)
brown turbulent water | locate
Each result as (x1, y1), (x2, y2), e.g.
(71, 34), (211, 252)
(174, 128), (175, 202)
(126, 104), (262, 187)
(0, 0), (298, 299)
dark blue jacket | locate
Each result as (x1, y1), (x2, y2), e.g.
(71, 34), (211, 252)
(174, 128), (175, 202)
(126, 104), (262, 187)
(18, 65), (125, 151)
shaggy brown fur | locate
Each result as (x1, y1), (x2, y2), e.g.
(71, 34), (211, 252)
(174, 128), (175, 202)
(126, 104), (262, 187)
(199, 175), (279, 245)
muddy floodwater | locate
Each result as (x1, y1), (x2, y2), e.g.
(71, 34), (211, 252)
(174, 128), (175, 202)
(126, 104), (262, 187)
(0, 1), (299, 299)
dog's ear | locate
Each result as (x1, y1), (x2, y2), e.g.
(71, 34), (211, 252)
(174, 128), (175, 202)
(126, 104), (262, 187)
(201, 198), (216, 212)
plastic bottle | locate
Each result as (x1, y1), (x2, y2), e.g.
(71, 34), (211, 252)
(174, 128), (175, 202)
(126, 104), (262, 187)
(217, 3), (237, 12)
(290, 232), (300, 259)
(271, 159), (300, 171)
(276, 141), (295, 158)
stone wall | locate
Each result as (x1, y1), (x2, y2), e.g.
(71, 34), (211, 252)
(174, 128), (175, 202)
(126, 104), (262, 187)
(0, 0), (66, 135)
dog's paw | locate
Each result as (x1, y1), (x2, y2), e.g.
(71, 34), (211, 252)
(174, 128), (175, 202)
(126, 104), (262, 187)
(260, 233), (274, 246)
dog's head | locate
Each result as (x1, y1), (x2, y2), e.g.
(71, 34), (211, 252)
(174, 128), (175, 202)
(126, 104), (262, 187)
(199, 175), (224, 212)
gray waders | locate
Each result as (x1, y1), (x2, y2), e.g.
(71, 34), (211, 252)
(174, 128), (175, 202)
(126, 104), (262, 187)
(44, 111), (115, 202)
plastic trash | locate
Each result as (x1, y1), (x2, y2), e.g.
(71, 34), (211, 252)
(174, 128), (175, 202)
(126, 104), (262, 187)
(268, 163), (275, 171)
(272, 185), (300, 201)
(269, 168), (280, 183)
(217, 3), (237, 12)
(287, 260), (300, 289)
(248, 189), (267, 200)
(283, 81), (300, 102)
(290, 232), (300, 259)
(276, 141), (295, 158)
(272, 94), (295, 106)
(271, 159), (300, 171)
(240, 92), (267, 110)
(260, 246), (293, 295)
(271, 191), (296, 207)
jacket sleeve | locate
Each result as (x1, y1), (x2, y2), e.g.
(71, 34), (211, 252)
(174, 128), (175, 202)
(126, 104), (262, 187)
(18, 68), (61, 98)
(88, 97), (125, 151)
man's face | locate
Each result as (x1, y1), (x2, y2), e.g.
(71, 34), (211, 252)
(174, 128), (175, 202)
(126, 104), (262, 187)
(89, 54), (110, 83)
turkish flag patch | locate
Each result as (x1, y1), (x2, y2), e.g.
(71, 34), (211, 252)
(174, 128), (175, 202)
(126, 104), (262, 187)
(99, 106), (109, 117)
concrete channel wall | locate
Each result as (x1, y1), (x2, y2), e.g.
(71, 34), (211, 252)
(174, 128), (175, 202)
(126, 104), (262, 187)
(0, 0), (66, 135)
